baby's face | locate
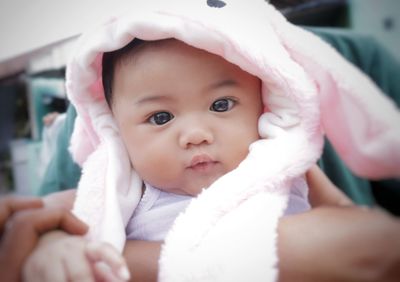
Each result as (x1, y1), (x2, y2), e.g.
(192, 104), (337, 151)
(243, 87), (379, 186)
(112, 40), (262, 196)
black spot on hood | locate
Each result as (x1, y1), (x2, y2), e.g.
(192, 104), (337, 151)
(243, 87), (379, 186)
(207, 0), (226, 8)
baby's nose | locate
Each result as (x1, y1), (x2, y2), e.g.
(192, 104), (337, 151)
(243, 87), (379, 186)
(179, 124), (214, 149)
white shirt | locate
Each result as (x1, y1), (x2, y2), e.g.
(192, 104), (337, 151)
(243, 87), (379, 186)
(126, 177), (310, 241)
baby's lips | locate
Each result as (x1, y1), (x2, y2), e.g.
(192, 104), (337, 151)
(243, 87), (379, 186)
(189, 154), (214, 168)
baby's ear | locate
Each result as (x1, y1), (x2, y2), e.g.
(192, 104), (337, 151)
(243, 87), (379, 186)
(270, 14), (400, 179)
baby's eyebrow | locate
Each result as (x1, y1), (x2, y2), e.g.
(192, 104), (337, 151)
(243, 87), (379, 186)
(134, 95), (172, 105)
(207, 79), (238, 91)
(133, 79), (238, 105)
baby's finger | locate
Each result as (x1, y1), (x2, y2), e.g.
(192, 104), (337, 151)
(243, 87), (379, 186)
(86, 242), (130, 281)
(64, 249), (95, 282)
(92, 262), (125, 282)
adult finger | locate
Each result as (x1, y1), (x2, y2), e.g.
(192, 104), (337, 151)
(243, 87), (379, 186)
(306, 165), (353, 207)
(0, 196), (43, 233)
(5, 207), (88, 240)
(0, 207), (88, 278)
(31, 207), (88, 236)
(2, 207), (88, 254)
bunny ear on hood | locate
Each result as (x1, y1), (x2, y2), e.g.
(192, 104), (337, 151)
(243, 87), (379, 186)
(66, 0), (400, 280)
(270, 14), (400, 179)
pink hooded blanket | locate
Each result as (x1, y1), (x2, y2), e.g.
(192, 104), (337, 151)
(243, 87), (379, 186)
(67, 0), (400, 281)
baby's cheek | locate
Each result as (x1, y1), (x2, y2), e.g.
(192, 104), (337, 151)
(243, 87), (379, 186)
(238, 135), (258, 163)
(129, 152), (146, 175)
(225, 148), (247, 172)
(132, 151), (169, 184)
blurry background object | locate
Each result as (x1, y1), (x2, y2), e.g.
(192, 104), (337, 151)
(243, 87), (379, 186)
(0, 75), (28, 194)
(271, 0), (348, 26)
(37, 112), (66, 182)
(270, 0), (399, 60)
(349, 0), (399, 61)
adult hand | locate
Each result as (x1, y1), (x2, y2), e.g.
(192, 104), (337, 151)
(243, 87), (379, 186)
(0, 196), (88, 282)
(278, 166), (400, 282)
(278, 206), (400, 282)
(123, 240), (161, 282)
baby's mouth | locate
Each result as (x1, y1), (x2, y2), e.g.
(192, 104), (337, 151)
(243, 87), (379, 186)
(188, 154), (218, 172)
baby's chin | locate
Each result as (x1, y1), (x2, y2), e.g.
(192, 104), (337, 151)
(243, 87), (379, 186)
(181, 175), (225, 196)
(156, 174), (225, 197)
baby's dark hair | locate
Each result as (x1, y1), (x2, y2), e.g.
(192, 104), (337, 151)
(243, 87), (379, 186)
(102, 38), (173, 107)
(102, 38), (146, 107)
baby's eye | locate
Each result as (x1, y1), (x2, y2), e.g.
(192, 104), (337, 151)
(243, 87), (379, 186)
(210, 98), (235, 112)
(149, 111), (174, 125)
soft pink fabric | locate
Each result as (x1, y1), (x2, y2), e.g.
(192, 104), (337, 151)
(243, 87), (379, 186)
(271, 19), (400, 178)
(66, 0), (400, 281)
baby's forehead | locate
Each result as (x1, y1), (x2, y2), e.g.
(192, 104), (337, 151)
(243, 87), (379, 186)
(115, 38), (241, 73)
(117, 38), (183, 64)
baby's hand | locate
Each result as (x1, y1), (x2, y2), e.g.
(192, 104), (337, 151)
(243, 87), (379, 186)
(23, 231), (129, 282)
(86, 241), (130, 282)
(23, 231), (91, 282)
